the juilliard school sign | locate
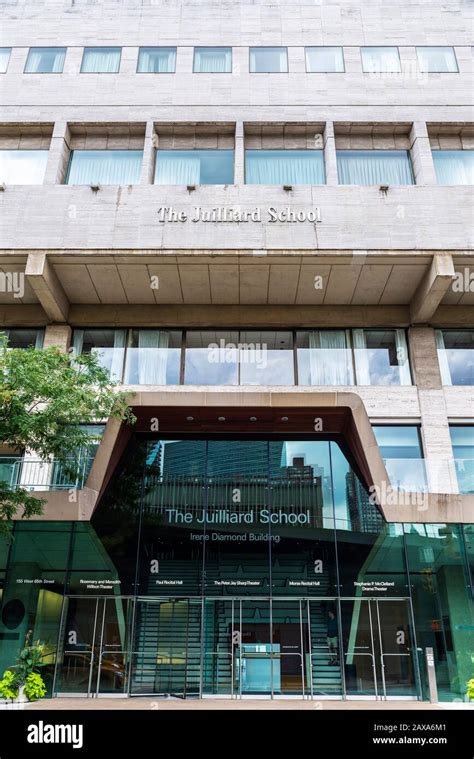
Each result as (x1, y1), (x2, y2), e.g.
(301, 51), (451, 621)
(158, 205), (321, 224)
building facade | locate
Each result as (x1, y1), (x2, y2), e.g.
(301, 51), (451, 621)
(0, 0), (473, 702)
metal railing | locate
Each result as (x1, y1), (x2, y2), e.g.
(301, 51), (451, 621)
(0, 456), (94, 491)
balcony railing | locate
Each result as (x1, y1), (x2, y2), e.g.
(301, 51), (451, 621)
(0, 456), (94, 491)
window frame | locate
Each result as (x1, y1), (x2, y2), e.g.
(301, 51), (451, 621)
(136, 46), (177, 74)
(0, 47), (12, 74)
(305, 46), (345, 73)
(416, 46), (459, 73)
(24, 46), (66, 74)
(80, 46), (122, 74)
(249, 46), (289, 74)
(360, 46), (402, 73)
(193, 46), (232, 74)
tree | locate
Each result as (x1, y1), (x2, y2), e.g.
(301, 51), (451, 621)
(0, 337), (135, 531)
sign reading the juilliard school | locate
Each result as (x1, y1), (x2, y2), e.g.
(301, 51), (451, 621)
(158, 206), (321, 224)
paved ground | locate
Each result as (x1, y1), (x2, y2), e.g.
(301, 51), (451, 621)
(17, 697), (463, 710)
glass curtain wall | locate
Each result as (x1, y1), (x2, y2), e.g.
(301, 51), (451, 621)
(0, 437), (472, 700)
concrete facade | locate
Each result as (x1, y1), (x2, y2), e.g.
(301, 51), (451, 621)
(0, 0), (473, 522)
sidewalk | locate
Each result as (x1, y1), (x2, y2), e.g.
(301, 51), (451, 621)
(20, 697), (458, 711)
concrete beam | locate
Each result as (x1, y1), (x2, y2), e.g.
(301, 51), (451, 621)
(25, 252), (70, 322)
(410, 253), (455, 324)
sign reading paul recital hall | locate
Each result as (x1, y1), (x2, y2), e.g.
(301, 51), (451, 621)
(157, 205), (321, 223)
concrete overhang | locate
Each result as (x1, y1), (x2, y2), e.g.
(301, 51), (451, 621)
(0, 251), (473, 315)
(19, 389), (474, 525)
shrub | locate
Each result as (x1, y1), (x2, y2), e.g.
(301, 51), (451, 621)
(0, 670), (18, 701)
(24, 672), (46, 702)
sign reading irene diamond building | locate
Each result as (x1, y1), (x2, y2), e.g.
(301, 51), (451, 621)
(157, 205), (321, 223)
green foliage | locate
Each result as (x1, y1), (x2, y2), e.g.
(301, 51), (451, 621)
(0, 670), (18, 701)
(466, 678), (474, 701)
(24, 672), (47, 702)
(0, 335), (135, 531)
(15, 631), (46, 685)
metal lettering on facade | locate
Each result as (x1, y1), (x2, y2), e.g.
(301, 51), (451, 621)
(157, 206), (321, 223)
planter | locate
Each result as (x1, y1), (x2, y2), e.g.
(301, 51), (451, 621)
(16, 685), (28, 704)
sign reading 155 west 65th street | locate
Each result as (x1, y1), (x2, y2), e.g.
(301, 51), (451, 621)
(157, 205), (321, 223)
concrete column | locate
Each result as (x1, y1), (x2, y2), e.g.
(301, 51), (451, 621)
(43, 324), (72, 352)
(44, 121), (71, 185)
(410, 121), (437, 186)
(323, 121), (338, 185)
(409, 327), (458, 494)
(140, 120), (156, 184)
(234, 121), (245, 185)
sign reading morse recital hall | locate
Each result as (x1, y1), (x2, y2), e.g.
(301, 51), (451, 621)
(157, 205), (321, 224)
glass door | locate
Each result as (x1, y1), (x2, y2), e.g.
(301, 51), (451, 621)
(341, 598), (419, 699)
(236, 600), (274, 696)
(54, 596), (101, 696)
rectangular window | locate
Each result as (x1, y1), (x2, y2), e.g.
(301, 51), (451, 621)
(435, 330), (474, 385)
(137, 47), (176, 73)
(0, 149), (48, 184)
(432, 150), (474, 185)
(154, 149), (234, 185)
(361, 47), (401, 73)
(81, 47), (121, 73)
(124, 330), (181, 385)
(296, 330), (354, 385)
(450, 426), (474, 494)
(184, 331), (294, 386)
(353, 329), (411, 386)
(0, 47), (12, 73)
(193, 47), (232, 73)
(373, 426), (427, 492)
(245, 150), (325, 184)
(416, 47), (458, 73)
(249, 47), (288, 73)
(305, 46), (344, 72)
(337, 150), (414, 185)
(0, 329), (43, 349)
(72, 329), (126, 382)
(24, 47), (66, 73)
(66, 150), (143, 185)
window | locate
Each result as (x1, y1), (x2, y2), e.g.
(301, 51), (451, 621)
(0, 329), (43, 349)
(337, 150), (414, 185)
(416, 47), (458, 73)
(24, 47), (66, 73)
(245, 150), (325, 184)
(72, 329), (126, 381)
(154, 150), (234, 185)
(432, 150), (474, 185)
(0, 150), (48, 184)
(450, 427), (474, 494)
(66, 150), (143, 185)
(373, 426), (426, 492)
(361, 47), (401, 73)
(137, 47), (176, 73)
(80, 47), (121, 73)
(296, 330), (354, 385)
(124, 330), (181, 385)
(194, 47), (231, 73)
(184, 331), (294, 386)
(305, 47), (344, 73)
(436, 330), (474, 385)
(353, 329), (411, 385)
(0, 48), (11, 73)
(249, 47), (288, 73)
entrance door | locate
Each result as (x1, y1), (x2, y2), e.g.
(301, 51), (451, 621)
(341, 598), (419, 699)
(54, 596), (133, 697)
